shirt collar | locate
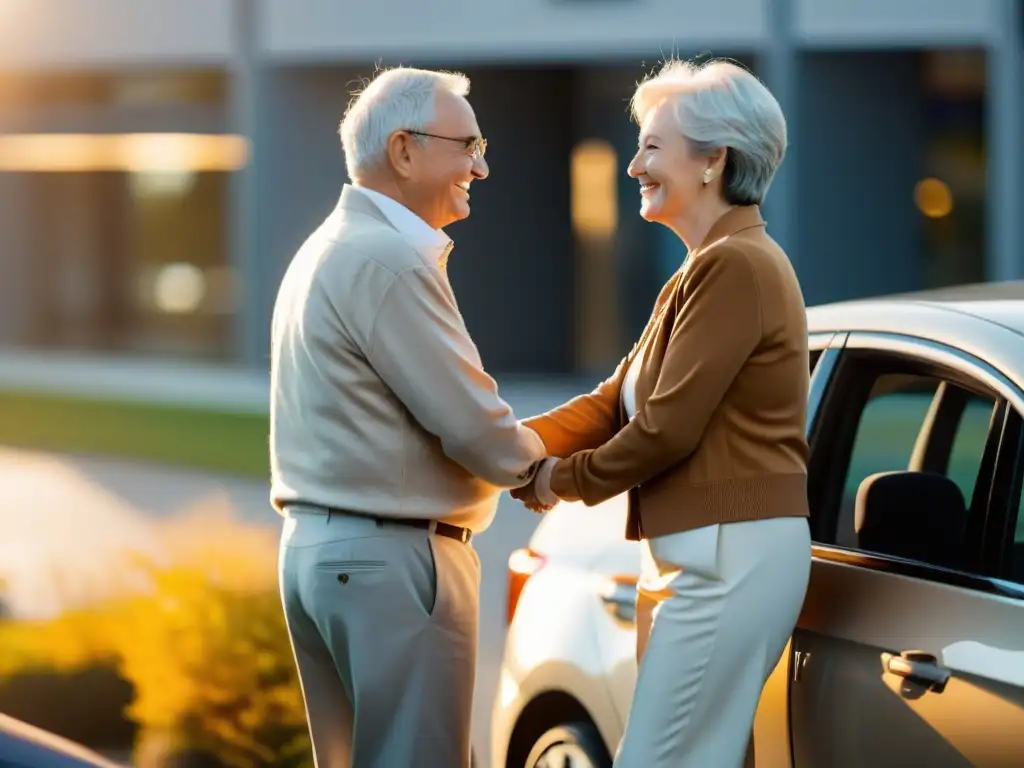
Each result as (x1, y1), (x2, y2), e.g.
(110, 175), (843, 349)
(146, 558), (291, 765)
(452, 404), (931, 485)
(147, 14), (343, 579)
(350, 185), (454, 268)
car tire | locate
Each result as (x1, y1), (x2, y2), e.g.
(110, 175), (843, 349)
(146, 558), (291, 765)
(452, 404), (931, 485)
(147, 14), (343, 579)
(524, 721), (612, 768)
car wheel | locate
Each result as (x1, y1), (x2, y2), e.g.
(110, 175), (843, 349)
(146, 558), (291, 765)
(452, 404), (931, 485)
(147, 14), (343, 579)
(525, 722), (611, 768)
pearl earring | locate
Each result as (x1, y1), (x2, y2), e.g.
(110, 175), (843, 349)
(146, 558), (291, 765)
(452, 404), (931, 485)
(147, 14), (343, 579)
(703, 170), (713, 184)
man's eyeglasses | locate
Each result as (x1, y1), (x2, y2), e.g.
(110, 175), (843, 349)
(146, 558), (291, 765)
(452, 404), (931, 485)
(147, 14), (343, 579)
(406, 130), (487, 159)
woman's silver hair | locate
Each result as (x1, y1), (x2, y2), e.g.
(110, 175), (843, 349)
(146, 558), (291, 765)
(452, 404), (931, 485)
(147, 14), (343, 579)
(339, 66), (470, 180)
(631, 59), (787, 206)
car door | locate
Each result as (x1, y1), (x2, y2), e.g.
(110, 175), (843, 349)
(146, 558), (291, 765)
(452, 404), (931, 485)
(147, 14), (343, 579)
(789, 332), (1024, 768)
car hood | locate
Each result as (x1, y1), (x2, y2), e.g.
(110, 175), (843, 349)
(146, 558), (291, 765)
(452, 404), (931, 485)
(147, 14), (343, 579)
(529, 495), (641, 576)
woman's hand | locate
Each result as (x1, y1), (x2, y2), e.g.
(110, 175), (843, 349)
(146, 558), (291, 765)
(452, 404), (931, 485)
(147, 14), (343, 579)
(510, 481), (551, 513)
(509, 460), (561, 514)
(511, 458), (561, 512)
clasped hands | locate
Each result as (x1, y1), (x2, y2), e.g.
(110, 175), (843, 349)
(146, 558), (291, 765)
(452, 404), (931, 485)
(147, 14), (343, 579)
(511, 457), (561, 513)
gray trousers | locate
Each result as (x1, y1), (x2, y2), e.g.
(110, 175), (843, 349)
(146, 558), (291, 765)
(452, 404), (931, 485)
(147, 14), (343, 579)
(279, 507), (481, 768)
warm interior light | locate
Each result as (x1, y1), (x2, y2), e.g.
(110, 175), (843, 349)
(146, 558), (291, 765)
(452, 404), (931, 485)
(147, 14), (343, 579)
(914, 177), (954, 219)
(153, 263), (207, 314)
(571, 139), (618, 239)
(0, 133), (248, 172)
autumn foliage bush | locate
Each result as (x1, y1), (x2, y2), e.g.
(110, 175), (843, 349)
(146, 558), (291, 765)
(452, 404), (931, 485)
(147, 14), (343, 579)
(0, 506), (311, 767)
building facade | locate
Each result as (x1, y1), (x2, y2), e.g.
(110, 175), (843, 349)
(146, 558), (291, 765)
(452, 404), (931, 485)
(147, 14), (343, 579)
(0, 0), (1020, 376)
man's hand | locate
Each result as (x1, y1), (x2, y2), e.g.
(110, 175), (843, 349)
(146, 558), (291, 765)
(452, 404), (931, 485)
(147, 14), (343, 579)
(511, 458), (560, 513)
(510, 478), (552, 513)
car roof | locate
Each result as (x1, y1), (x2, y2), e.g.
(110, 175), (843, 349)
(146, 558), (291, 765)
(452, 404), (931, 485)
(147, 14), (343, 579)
(807, 281), (1024, 387)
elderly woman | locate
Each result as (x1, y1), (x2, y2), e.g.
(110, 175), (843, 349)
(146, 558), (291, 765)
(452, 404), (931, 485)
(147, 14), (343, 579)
(517, 59), (812, 767)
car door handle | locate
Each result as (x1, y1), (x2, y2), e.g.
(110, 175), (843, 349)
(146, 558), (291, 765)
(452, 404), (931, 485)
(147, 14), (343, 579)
(881, 650), (951, 693)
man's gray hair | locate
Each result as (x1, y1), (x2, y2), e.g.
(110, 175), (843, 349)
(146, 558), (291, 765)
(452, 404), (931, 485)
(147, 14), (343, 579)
(631, 59), (787, 206)
(339, 67), (471, 180)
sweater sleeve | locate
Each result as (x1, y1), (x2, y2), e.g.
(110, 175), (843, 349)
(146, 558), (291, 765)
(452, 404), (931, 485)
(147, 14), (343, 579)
(365, 265), (545, 489)
(521, 356), (627, 458)
(549, 246), (762, 505)
(522, 270), (685, 459)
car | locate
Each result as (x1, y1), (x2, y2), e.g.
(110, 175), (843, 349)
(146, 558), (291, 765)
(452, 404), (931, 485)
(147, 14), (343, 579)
(0, 712), (125, 767)
(491, 282), (1024, 768)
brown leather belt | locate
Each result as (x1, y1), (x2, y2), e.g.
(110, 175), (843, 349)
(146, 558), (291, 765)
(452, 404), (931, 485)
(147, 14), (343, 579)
(328, 507), (472, 544)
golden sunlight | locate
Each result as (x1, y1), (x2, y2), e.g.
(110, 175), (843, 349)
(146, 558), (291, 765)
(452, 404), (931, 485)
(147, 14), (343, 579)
(0, 133), (248, 173)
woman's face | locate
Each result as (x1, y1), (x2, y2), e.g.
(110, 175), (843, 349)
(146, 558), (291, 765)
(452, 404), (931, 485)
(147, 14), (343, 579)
(627, 99), (710, 227)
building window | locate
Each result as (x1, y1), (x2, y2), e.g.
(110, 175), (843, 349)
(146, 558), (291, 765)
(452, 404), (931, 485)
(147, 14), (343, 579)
(571, 138), (621, 372)
(919, 50), (987, 288)
(0, 69), (226, 109)
(0, 70), (240, 361)
(15, 148), (241, 360)
(570, 139), (618, 240)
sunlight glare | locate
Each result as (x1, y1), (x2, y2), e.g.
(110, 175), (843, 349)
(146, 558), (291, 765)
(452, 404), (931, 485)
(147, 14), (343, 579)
(0, 133), (248, 172)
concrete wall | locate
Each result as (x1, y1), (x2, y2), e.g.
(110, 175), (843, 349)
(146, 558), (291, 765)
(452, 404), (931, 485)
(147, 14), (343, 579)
(261, 0), (767, 62)
(0, 0), (1009, 70)
(0, 0), (233, 69)
(794, 0), (1001, 47)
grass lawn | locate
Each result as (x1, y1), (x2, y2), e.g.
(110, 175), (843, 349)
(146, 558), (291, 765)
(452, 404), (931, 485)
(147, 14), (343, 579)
(0, 390), (269, 477)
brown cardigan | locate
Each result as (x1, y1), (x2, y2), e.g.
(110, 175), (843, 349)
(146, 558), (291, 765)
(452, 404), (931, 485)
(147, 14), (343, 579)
(525, 206), (810, 541)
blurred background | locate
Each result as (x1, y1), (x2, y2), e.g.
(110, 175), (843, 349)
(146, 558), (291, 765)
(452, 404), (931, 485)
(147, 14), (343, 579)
(0, 0), (1021, 766)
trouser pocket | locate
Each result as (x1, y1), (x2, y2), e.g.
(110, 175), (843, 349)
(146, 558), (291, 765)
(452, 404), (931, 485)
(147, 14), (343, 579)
(408, 535), (438, 618)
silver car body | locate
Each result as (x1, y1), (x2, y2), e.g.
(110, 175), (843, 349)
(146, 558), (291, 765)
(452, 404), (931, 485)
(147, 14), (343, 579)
(492, 284), (1024, 768)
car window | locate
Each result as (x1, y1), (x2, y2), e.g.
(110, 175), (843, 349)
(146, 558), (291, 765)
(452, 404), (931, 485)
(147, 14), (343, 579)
(842, 379), (937, 501)
(947, 395), (996, 502)
(831, 372), (996, 572)
(1013, 503), (1024, 584)
(1007, 440), (1024, 584)
(834, 376), (937, 548)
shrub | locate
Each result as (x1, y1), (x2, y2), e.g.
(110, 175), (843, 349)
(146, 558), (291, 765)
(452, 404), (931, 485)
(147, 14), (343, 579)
(0, 506), (312, 768)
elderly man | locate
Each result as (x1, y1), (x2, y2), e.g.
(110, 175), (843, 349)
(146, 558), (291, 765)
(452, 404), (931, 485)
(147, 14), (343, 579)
(270, 67), (546, 767)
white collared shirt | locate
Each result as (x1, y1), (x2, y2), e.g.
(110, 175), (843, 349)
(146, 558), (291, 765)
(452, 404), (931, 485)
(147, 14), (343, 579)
(353, 186), (453, 267)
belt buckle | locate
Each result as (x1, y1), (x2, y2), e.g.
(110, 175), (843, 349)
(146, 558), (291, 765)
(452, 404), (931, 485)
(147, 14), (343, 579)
(432, 521), (471, 544)
(439, 522), (470, 544)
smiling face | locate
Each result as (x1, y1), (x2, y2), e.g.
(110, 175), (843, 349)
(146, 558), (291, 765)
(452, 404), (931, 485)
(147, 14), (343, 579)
(627, 98), (714, 228)
(401, 88), (489, 230)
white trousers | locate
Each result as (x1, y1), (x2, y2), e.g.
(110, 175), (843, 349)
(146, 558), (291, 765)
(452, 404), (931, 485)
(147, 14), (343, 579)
(615, 516), (811, 768)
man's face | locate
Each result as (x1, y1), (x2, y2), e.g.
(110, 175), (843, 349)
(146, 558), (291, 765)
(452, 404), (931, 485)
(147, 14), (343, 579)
(403, 90), (489, 230)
